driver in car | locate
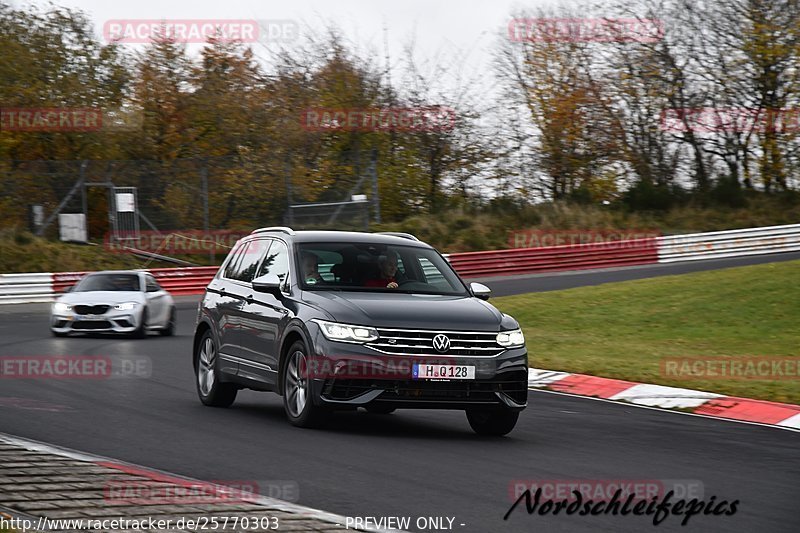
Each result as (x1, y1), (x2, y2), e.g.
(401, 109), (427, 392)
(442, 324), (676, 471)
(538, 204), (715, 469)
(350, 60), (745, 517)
(364, 252), (399, 289)
(302, 252), (324, 284)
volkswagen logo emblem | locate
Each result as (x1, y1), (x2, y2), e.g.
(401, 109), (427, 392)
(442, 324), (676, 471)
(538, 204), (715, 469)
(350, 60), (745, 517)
(432, 334), (451, 353)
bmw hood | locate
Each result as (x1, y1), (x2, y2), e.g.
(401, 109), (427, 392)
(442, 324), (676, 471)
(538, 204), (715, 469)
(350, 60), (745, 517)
(301, 291), (515, 331)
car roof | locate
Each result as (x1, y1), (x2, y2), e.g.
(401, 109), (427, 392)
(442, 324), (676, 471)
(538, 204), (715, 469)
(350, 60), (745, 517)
(88, 270), (144, 276)
(251, 230), (432, 248)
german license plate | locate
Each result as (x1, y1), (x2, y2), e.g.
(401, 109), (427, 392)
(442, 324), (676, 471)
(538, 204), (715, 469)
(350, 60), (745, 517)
(412, 364), (475, 380)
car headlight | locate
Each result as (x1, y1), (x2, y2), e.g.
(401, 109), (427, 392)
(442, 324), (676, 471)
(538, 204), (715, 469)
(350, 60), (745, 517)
(53, 302), (72, 313)
(313, 320), (379, 343)
(496, 329), (525, 347)
(114, 302), (138, 311)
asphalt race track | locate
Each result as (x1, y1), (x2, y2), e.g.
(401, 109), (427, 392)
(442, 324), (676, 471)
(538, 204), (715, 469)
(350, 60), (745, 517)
(0, 254), (798, 533)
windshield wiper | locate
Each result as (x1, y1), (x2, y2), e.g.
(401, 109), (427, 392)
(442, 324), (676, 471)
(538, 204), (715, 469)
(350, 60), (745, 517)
(392, 289), (465, 296)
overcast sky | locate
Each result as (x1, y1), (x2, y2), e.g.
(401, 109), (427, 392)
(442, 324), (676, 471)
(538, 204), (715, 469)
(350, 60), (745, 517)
(17, 0), (553, 86)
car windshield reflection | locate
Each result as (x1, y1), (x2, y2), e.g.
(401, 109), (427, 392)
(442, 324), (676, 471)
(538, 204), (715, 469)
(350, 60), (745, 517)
(297, 242), (468, 296)
(74, 274), (141, 292)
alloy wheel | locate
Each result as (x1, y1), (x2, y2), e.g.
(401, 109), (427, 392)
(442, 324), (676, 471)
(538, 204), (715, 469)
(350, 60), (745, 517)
(198, 336), (216, 396)
(285, 350), (308, 417)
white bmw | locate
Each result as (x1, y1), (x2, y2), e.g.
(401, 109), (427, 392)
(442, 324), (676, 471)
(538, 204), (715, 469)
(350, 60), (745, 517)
(50, 270), (176, 338)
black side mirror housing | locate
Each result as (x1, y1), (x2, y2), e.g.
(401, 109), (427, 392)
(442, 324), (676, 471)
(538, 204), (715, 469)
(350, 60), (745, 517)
(252, 273), (283, 295)
(470, 282), (491, 300)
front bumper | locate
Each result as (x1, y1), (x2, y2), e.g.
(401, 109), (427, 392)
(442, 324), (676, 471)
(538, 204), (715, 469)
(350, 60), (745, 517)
(50, 308), (142, 334)
(307, 327), (529, 411)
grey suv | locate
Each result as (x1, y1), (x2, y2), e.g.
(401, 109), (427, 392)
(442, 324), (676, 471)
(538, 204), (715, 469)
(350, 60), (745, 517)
(193, 228), (528, 435)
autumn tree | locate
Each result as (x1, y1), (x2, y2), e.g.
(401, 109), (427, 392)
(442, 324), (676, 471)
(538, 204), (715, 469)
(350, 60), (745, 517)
(497, 7), (622, 201)
(0, 2), (129, 227)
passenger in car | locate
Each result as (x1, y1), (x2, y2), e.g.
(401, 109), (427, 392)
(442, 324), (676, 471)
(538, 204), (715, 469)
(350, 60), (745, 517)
(363, 253), (399, 289)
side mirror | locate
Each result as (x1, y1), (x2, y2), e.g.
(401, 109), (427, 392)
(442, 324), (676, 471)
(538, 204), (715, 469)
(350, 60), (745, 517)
(63, 285), (74, 293)
(252, 273), (282, 295)
(470, 282), (491, 300)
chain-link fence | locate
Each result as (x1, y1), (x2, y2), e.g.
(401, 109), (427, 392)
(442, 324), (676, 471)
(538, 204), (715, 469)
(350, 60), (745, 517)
(0, 150), (382, 245)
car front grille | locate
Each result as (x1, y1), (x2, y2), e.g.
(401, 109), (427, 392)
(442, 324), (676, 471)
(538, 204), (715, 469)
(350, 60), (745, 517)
(74, 305), (111, 315)
(366, 328), (505, 356)
(72, 320), (112, 330)
(324, 371), (529, 404)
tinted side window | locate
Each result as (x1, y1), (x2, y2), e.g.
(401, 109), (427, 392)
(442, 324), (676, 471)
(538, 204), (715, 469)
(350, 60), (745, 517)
(223, 243), (247, 279)
(145, 276), (161, 292)
(257, 240), (289, 285)
(234, 240), (268, 282)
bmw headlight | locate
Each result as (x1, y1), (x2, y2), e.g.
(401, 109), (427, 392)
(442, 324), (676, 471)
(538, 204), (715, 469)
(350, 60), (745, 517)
(53, 302), (72, 313)
(496, 329), (525, 347)
(114, 302), (138, 311)
(313, 320), (379, 343)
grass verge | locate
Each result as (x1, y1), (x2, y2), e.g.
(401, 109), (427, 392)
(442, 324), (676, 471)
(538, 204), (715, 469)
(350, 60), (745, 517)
(492, 260), (800, 404)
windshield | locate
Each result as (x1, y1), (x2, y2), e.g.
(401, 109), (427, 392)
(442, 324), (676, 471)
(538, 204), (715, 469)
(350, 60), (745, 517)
(74, 273), (141, 292)
(297, 242), (468, 296)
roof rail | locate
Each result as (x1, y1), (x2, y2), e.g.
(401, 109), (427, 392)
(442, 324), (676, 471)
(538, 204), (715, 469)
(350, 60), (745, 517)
(375, 231), (419, 241)
(251, 226), (295, 236)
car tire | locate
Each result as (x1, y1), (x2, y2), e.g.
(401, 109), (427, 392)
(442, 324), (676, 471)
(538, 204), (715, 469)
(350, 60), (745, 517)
(365, 405), (396, 415)
(195, 330), (237, 407)
(159, 307), (176, 336)
(466, 408), (519, 436)
(282, 340), (328, 428)
(132, 307), (148, 339)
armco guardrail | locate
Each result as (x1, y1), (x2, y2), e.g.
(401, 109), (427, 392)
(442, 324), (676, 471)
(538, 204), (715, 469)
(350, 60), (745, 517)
(149, 266), (220, 295)
(657, 224), (800, 263)
(1, 223), (798, 304)
(448, 238), (659, 278)
(0, 267), (220, 304)
(51, 267), (220, 296)
(0, 273), (55, 304)
(51, 271), (87, 294)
